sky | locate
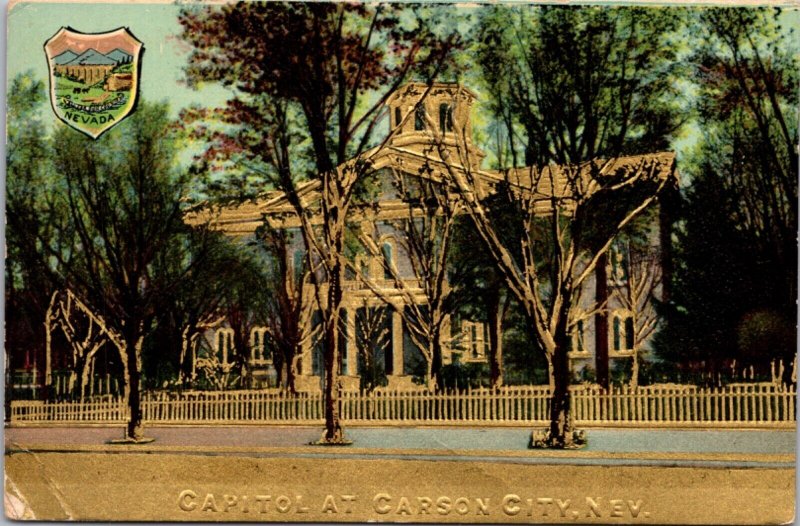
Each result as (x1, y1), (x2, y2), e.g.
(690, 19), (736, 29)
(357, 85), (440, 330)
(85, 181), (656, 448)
(7, 2), (800, 171)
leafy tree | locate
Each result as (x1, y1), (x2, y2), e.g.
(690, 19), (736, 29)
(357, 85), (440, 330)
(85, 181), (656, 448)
(656, 8), (797, 383)
(6, 73), (63, 396)
(146, 227), (253, 389)
(448, 200), (514, 388)
(353, 302), (391, 392)
(254, 225), (319, 393)
(47, 102), (238, 440)
(475, 6), (684, 167)
(179, 1), (459, 443)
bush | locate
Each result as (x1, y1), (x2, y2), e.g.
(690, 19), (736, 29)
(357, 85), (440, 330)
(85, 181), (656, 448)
(440, 362), (488, 390)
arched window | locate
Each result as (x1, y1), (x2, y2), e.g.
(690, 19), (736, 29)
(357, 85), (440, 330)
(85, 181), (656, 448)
(394, 107), (402, 128)
(414, 105), (426, 131)
(382, 242), (393, 280)
(439, 103), (453, 133)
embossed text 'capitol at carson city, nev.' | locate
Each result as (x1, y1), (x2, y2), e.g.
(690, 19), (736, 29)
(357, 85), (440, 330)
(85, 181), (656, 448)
(178, 491), (651, 520)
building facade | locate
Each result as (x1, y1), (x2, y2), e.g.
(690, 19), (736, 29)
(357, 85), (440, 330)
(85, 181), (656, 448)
(192, 82), (676, 391)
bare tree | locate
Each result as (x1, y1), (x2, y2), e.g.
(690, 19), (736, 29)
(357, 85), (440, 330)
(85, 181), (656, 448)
(180, 3), (457, 443)
(352, 298), (391, 392)
(45, 289), (129, 400)
(354, 165), (460, 390)
(610, 245), (662, 388)
(434, 103), (675, 446)
(194, 339), (241, 391)
(178, 315), (223, 385)
(257, 227), (319, 394)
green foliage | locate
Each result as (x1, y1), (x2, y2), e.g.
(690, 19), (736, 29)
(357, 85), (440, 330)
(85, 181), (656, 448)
(501, 303), (550, 385)
(49, 102), (189, 328)
(440, 361), (488, 390)
(178, 2), (461, 194)
(6, 72), (61, 376)
(6, 84), (262, 395)
(655, 8), (798, 382)
(475, 5), (686, 167)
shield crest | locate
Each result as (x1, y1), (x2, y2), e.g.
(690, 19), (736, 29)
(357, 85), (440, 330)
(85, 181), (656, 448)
(44, 27), (143, 139)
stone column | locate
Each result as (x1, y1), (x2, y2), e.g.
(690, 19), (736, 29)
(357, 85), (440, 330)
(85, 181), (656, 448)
(392, 310), (404, 376)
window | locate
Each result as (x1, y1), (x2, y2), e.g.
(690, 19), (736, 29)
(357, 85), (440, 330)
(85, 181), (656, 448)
(414, 105), (426, 131)
(394, 107), (402, 128)
(293, 249), (304, 280)
(608, 244), (629, 285)
(250, 327), (271, 364)
(570, 319), (586, 354)
(215, 328), (234, 365)
(382, 242), (393, 280)
(461, 320), (487, 361)
(611, 310), (635, 354)
(439, 103), (453, 133)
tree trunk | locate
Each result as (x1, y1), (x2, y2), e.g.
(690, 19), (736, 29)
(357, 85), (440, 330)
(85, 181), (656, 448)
(595, 254), (609, 390)
(125, 334), (144, 441)
(71, 352), (85, 399)
(79, 355), (92, 400)
(285, 346), (299, 395)
(179, 326), (195, 386)
(548, 343), (572, 447)
(431, 334), (443, 392)
(488, 292), (504, 389)
(425, 354), (436, 391)
(321, 261), (345, 443)
(273, 348), (285, 390)
(630, 353), (639, 389)
(548, 289), (574, 448)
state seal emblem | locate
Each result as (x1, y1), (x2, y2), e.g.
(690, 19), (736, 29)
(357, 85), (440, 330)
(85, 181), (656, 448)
(44, 27), (142, 139)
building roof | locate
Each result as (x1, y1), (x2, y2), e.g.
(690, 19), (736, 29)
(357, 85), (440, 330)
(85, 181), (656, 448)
(184, 83), (677, 235)
(185, 150), (676, 235)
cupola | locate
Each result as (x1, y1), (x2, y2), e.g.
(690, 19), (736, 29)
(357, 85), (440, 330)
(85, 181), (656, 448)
(386, 82), (477, 142)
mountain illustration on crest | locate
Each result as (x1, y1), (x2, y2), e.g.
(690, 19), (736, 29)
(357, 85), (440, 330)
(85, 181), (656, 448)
(68, 48), (117, 66)
(53, 48), (134, 66)
(52, 50), (78, 65)
(104, 48), (133, 64)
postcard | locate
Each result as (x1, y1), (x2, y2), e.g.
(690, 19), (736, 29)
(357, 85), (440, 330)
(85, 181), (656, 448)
(4, 0), (796, 522)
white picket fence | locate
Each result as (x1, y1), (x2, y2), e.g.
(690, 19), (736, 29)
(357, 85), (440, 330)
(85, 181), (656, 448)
(8, 383), (796, 427)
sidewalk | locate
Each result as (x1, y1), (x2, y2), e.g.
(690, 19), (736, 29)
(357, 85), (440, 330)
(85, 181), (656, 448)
(5, 425), (795, 467)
